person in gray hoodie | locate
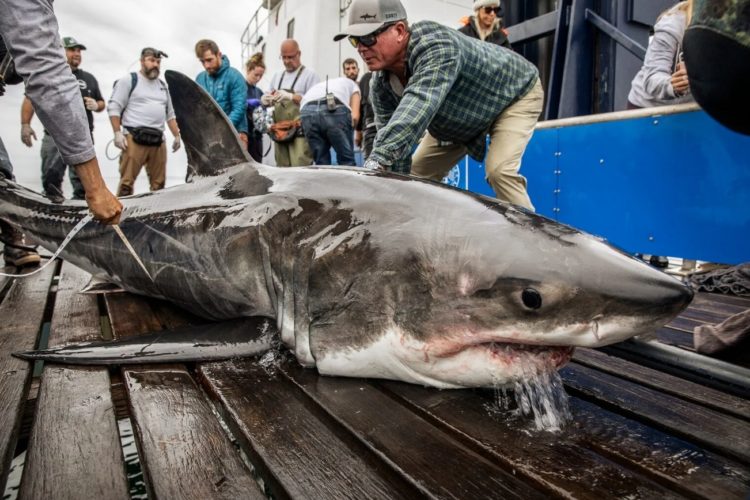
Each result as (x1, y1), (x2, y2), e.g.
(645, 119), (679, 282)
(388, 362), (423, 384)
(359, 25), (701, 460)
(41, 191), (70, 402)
(627, 1), (694, 109)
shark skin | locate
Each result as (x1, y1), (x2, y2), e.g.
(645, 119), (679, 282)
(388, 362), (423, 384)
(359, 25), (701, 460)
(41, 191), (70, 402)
(3, 70), (694, 389)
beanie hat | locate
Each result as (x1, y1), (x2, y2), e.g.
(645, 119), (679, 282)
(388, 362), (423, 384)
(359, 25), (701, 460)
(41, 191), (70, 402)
(473, 0), (500, 10)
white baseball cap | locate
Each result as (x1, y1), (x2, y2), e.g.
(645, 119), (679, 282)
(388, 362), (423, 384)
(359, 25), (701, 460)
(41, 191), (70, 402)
(333, 0), (408, 41)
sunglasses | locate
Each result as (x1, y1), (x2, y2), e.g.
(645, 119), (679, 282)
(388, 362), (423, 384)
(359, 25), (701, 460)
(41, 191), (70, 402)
(349, 22), (397, 48)
(483, 6), (501, 15)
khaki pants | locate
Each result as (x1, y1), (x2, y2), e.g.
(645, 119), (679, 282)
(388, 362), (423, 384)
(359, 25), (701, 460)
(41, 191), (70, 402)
(411, 79), (543, 211)
(117, 135), (167, 196)
(274, 136), (313, 167)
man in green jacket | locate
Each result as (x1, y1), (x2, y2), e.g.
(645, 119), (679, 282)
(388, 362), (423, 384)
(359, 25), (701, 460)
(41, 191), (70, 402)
(335, 0), (543, 211)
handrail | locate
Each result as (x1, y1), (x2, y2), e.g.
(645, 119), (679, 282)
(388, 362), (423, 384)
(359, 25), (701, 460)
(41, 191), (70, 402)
(537, 103), (701, 129)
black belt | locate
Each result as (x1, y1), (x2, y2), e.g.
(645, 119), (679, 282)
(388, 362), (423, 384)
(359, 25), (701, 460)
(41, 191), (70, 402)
(308, 97), (344, 106)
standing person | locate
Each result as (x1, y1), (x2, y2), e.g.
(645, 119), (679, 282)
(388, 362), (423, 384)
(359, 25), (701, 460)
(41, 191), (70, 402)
(299, 77), (361, 166)
(194, 39), (248, 145)
(342, 58), (363, 164)
(458, 0), (512, 48)
(334, 0), (542, 210)
(108, 47), (181, 197)
(355, 71), (377, 160)
(0, 0), (121, 225)
(260, 39), (320, 167)
(244, 52), (266, 163)
(0, 35), (39, 266)
(343, 58), (360, 81)
(20, 36), (105, 203)
(627, 1), (694, 109)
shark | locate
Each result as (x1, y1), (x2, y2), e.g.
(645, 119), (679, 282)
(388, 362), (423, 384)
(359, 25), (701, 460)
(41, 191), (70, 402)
(0, 70), (693, 389)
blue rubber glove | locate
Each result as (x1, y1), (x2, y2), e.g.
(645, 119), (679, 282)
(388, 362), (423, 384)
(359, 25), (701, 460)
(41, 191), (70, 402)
(247, 98), (261, 109)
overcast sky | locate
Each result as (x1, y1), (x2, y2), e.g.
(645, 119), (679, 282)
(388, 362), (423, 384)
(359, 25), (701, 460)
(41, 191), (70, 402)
(0, 0), (261, 195)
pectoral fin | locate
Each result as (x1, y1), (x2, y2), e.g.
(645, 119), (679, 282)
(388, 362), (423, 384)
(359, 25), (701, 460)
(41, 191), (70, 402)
(14, 317), (275, 365)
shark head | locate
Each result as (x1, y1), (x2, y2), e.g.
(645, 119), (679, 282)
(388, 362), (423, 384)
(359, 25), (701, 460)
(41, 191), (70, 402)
(304, 192), (693, 388)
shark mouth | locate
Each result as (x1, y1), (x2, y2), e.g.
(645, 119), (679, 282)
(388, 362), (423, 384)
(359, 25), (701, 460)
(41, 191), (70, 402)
(463, 342), (575, 370)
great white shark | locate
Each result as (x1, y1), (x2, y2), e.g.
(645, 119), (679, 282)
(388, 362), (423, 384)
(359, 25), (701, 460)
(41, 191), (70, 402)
(1, 71), (693, 388)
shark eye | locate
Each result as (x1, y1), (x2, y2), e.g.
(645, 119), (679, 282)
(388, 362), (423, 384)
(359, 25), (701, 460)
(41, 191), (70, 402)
(521, 288), (542, 309)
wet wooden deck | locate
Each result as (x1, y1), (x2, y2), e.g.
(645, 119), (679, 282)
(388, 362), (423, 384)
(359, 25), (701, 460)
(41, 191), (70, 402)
(1, 260), (749, 499)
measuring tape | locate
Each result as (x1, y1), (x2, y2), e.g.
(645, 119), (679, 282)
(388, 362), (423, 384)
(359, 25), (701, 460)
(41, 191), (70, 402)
(0, 214), (94, 278)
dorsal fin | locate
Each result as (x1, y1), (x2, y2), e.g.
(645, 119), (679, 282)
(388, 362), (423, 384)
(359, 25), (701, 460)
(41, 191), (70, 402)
(165, 70), (253, 177)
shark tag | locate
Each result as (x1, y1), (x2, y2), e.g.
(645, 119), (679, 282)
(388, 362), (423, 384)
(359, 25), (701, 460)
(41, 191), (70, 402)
(0, 214), (93, 278)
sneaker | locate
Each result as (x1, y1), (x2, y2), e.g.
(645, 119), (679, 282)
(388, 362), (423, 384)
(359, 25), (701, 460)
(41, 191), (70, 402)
(3, 245), (41, 267)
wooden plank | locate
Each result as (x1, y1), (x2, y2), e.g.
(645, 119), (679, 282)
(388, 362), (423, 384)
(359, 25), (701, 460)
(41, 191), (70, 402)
(280, 362), (547, 499)
(680, 307), (734, 325)
(654, 327), (695, 350)
(0, 265), (55, 492)
(381, 382), (683, 498)
(105, 293), (163, 338)
(693, 292), (750, 309)
(106, 294), (263, 499)
(124, 366), (264, 499)
(667, 315), (705, 333)
(19, 263), (129, 500)
(561, 363), (750, 463)
(199, 360), (420, 500)
(690, 294), (747, 317)
(573, 348), (750, 420)
(567, 397), (749, 499)
(382, 380), (749, 499)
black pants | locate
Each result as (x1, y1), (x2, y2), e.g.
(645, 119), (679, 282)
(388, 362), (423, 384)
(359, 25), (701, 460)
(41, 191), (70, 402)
(247, 134), (263, 163)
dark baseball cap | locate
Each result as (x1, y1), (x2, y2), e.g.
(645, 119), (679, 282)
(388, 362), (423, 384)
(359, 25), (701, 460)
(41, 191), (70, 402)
(141, 47), (169, 59)
(62, 36), (86, 50)
(333, 0), (408, 41)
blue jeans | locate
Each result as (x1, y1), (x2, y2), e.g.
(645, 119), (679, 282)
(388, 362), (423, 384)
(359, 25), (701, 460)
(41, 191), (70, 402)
(300, 104), (355, 166)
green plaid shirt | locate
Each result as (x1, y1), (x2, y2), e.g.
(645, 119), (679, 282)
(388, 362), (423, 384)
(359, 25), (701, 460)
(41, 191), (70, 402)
(370, 20), (538, 173)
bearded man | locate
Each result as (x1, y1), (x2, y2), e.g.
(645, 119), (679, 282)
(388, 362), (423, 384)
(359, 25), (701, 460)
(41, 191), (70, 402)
(108, 47), (181, 196)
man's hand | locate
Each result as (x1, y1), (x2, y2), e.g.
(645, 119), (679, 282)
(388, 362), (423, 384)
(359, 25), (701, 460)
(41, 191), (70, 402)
(355, 130), (363, 148)
(86, 187), (123, 225)
(83, 96), (99, 111)
(21, 123), (36, 147)
(364, 158), (385, 171)
(74, 157), (122, 224)
(172, 135), (181, 152)
(114, 131), (128, 150)
(671, 62), (690, 96)
(260, 93), (275, 107)
(272, 90), (294, 103)
(238, 132), (248, 147)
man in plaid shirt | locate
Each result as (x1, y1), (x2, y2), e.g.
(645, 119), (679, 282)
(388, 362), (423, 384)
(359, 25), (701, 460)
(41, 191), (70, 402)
(335, 0), (543, 210)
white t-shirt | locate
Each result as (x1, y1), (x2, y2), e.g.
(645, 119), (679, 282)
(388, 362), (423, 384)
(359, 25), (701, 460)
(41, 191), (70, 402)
(107, 72), (175, 131)
(269, 66), (320, 96)
(300, 78), (360, 111)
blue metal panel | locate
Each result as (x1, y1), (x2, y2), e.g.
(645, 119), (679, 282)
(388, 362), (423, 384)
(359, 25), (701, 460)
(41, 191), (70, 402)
(508, 110), (750, 264)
